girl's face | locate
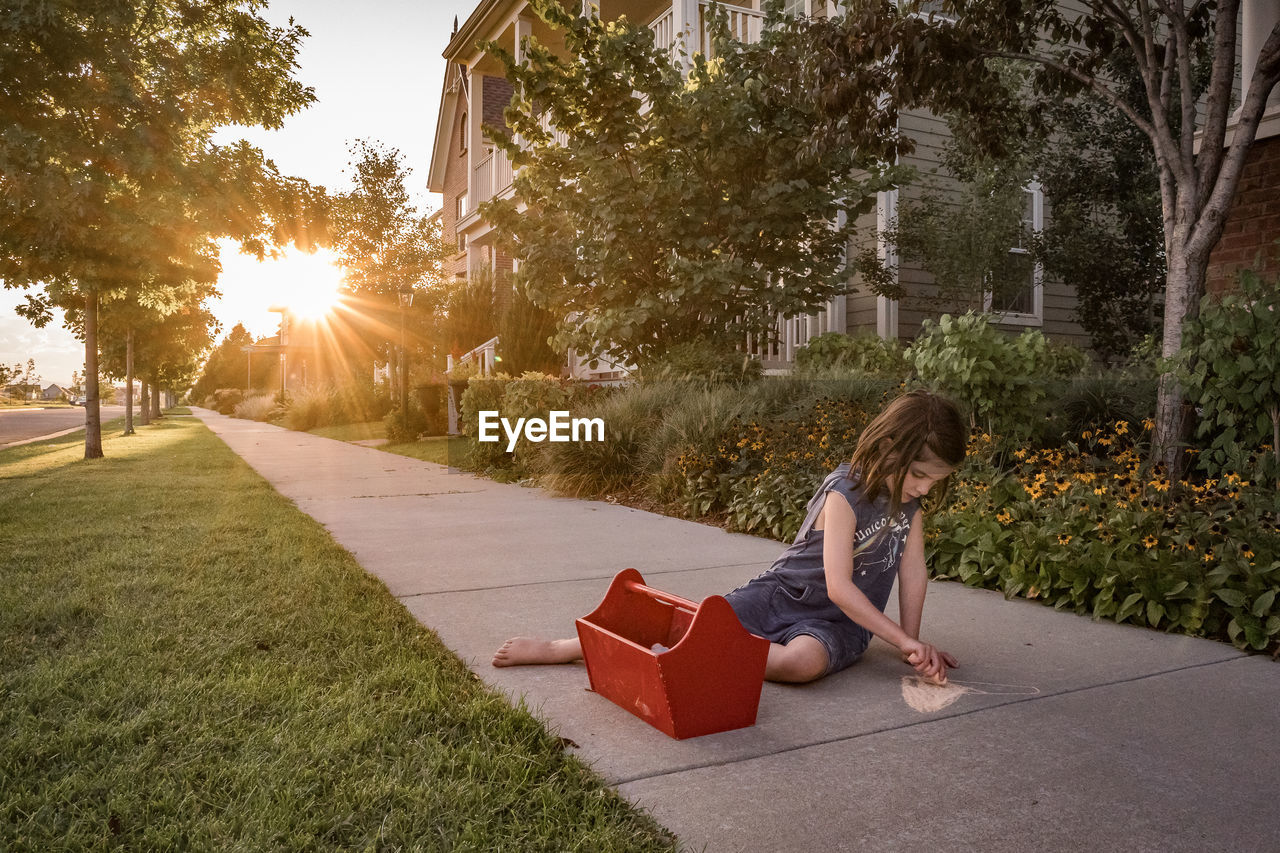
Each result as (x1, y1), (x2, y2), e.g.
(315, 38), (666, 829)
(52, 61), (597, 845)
(895, 455), (956, 501)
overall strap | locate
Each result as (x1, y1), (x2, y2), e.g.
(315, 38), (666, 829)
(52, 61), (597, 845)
(794, 464), (856, 541)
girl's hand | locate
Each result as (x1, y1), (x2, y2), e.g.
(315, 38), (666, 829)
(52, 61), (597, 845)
(901, 639), (956, 684)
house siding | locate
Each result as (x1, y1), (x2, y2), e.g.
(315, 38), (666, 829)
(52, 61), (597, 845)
(883, 107), (1087, 346)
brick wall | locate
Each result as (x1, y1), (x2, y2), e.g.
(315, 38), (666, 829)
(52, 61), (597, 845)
(1206, 134), (1280, 295)
(441, 71), (470, 281)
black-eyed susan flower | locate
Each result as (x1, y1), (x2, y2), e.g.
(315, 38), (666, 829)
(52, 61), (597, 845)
(1143, 535), (1159, 548)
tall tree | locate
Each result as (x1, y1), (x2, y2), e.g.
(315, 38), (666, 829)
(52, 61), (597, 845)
(930, 0), (1280, 466)
(484, 0), (935, 370)
(192, 323), (259, 400)
(331, 140), (447, 405)
(0, 0), (324, 458)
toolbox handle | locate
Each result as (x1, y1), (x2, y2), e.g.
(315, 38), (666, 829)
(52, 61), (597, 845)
(623, 580), (696, 611)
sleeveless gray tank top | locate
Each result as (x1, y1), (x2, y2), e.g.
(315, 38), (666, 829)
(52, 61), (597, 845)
(751, 462), (919, 620)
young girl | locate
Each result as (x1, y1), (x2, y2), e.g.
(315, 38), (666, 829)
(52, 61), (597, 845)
(493, 389), (967, 685)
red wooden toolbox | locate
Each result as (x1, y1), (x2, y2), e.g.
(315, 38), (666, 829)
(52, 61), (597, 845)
(575, 568), (769, 740)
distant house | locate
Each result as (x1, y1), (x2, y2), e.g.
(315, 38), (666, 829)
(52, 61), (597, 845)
(4, 382), (40, 401)
(42, 383), (67, 401)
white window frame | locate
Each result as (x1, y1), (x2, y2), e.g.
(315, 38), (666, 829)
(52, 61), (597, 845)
(985, 181), (1044, 326)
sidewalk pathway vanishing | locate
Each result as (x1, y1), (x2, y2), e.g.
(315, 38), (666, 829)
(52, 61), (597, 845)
(194, 409), (1278, 852)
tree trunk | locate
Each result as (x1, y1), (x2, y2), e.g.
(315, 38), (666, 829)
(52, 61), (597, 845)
(1153, 235), (1209, 474)
(150, 381), (161, 419)
(84, 291), (103, 459)
(140, 380), (151, 426)
(124, 327), (135, 436)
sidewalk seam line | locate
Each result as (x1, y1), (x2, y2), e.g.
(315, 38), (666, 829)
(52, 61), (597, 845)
(395, 562), (772, 600)
(608, 653), (1249, 787)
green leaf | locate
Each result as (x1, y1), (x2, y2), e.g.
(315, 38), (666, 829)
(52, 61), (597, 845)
(1146, 600), (1163, 627)
(1214, 588), (1247, 608)
(1251, 588), (1276, 617)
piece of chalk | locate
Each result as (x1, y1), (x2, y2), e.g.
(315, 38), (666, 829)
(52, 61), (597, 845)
(650, 643), (669, 654)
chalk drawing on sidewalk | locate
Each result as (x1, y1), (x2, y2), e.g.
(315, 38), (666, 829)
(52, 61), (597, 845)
(901, 677), (1041, 713)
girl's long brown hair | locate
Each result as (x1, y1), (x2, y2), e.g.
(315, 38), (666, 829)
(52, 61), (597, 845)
(848, 390), (967, 516)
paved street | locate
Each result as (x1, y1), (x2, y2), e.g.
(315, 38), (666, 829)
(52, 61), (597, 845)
(0, 405), (130, 447)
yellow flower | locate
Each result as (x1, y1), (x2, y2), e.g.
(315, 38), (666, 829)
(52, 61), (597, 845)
(1114, 421), (1129, 435)
(1093, 487), (1107, 496)
(1057, 533), (1072, 545)
(1142, 535), (1158, 548)
(996, 510), (1013, 524)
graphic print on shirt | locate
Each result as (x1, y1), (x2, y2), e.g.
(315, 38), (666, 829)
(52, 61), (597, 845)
(852, 510), (911, 579)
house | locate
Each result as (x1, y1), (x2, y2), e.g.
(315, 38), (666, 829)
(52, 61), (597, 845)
(1205, 2), (1280, 295)
(41, 383), (67, 401)
(240, 302), (383, 394)
(435, 1), (1254, 374)
(4, 382), (40, 401)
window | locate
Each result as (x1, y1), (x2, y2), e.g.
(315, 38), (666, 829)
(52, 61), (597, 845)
(456, 190), (469, 221)
(782, 0), (809, 15)
(459, 112), (468, 154)
(985, 182), (1043, 323)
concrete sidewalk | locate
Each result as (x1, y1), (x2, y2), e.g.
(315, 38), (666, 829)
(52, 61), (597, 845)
(194, 409), (1278, 852)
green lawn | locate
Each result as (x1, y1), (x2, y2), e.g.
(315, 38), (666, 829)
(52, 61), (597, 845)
(307, 421), (387, 442)
(0, 418), (676, 850)
(382, 435), (466, 466)
(306, 421), (465, 467)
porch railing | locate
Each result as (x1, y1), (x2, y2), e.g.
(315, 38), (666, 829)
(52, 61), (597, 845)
(648, 2), (765, 61)
(746, 295), (848, 365)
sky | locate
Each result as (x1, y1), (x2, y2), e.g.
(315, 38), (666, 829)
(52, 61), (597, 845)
(0, 0), (461, 386)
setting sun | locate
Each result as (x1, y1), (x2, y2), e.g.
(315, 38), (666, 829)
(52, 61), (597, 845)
(214, 242), (348, 336)
(274, 249), (346, 320)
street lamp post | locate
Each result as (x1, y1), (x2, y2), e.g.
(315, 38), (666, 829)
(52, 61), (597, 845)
(397, 286), (414, 429)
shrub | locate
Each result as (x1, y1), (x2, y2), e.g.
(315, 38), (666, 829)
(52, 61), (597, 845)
(640, 340), (762, 385)
(233, 393), (282, 422)
(331, 381), (393, 425)
(414, 384), (448, 437)
(208, 389), (245, 415)
(794, 332), (910, 378)
(1035, 378), (1156, 448)
(384, 405), (429, 444)
(282, 386), (333, 432)
(929, 426), (1280, 653)
(457, 374), (513, 475)
(500, 372), (570, 473)
(1178, 269), (1280, 484)
(1042, 340), (1091, 379)
(906, 312), (1049, 436)
(537, 382), (685, 496)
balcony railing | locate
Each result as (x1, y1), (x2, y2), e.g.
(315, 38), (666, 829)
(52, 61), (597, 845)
(472, 147), (514, 207)
(649, 2), (765, 61)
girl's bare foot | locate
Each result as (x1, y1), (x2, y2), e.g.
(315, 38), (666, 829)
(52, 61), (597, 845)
(491, 636), (582, 667)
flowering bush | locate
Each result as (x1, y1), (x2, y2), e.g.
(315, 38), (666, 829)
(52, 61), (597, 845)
(929, 424), (1280, 652)
(674, 394), (883, 540)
